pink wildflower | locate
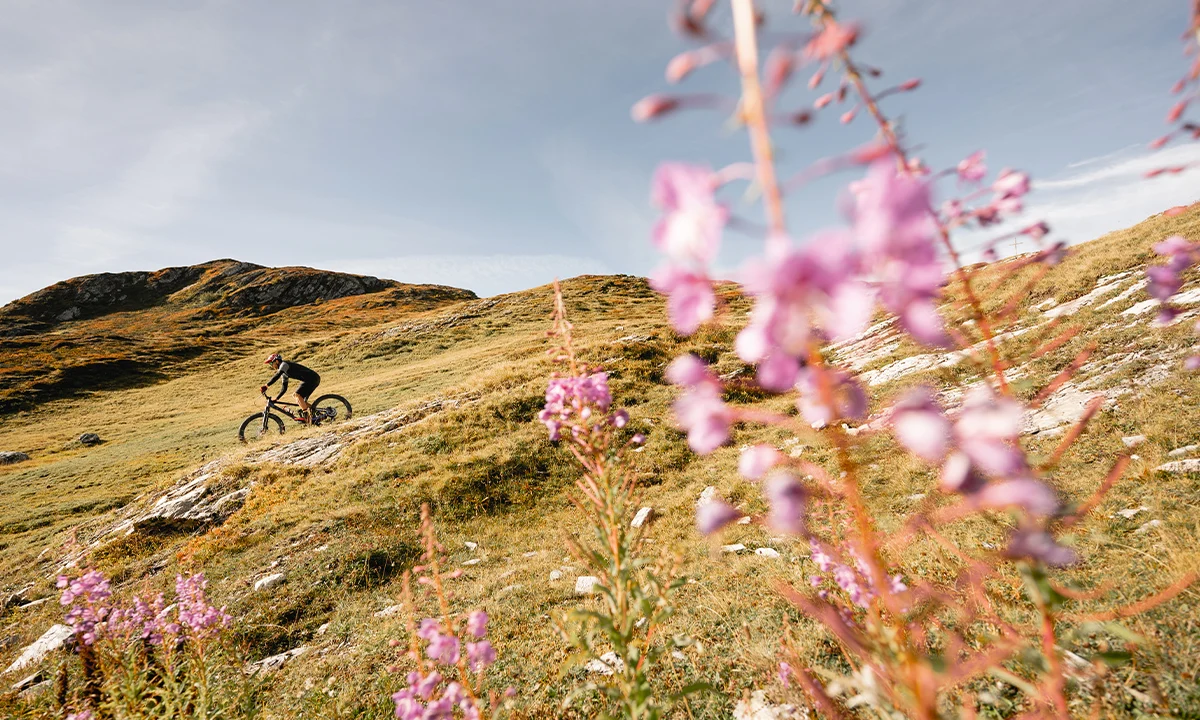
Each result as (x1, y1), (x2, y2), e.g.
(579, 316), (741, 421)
(891, 386), (951, 462)
(848, 157), (950, 346)
(794, 367), (866, 428)
(651, 163), (728, 267)
(804, 20), (860, 61)
(465, 610), (488, 639)
(649, 264), (716, 335)
(673, 381), (733, 454)
(738, 444), (783, 480)
(956, 151), (987, 183)
(1004, 527), (1078, 567)
(466, 640), (497, 671)
(696, 499), (742, 535)
(764, 474), (806, 534)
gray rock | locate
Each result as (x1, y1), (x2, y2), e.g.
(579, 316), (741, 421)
(12, 672), (43, 692)
(0, 451), (30, 465)
(254, 573), (286, 592)
(1121, 435), (1147, 448)
(549, 570), (563, 582)
(3, 624), (73, 675)
(3, 584), (35, 610)
(721, 544), (747, 554)
(754, 548), (781, 559)
(574, 576), (600, 595)
(631, 507), (653, 529)
(1155, 459), (1200, 474)
(78, 433), (101, 446)
(374, 605), (403, 618)
(1167, 444), (1200, 458)
(246, 646), (307, 675)
(584, 652), (625, 675)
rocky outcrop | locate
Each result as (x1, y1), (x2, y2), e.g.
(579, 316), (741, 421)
(3, 624), (72, 675)
(0, 451), (29, 465)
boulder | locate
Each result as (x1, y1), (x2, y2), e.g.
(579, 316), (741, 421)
(246, 646), (307, 675)
(0, 451), (30, 465)
(78, 433), (101, 446)
(254, 573), (286, 592)
(3, 624), (73, 675)
(574, 576), (600, 595)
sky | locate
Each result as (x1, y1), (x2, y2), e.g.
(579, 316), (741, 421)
(0, 0), (1195, 304)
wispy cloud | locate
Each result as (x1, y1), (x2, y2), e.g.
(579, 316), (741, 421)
(958, 144), (1200, 261)
(54, 106), (267, 263)
(326, 254), (614, 298)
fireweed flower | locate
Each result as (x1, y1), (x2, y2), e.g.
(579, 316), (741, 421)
(1004, 527), (1079, 567)
(647, 163), (727, 336)
(666, 354), (734, 454)
(1147, 235), (1199, 325)
(175, 573), (231, 640)
(892, 386), (1060, 516)
(764, 473), (806, 534)
(794, 367), (867, 429)
(649, 264), (716, 335)
(465, 610), (488, 639)
(58, 570), (112, 646)
(696, 499), (743, 535)
(738, 444), (783, 480)
(847, 157), (950, 347)
(538, 371), (613, 441)
(956, 150), (987, 183)
(466, 640), (497, 672)
(735, 233), (873, 391)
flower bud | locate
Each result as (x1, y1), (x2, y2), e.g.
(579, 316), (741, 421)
(632, 94), (681, 122)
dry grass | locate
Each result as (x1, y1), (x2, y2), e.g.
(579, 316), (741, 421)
(4, 209), (1200, 718)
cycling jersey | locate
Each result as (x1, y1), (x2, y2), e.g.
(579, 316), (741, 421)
(266, 360), (321, 399)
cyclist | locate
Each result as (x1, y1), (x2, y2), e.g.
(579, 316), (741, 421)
(261, 353), (321, 423)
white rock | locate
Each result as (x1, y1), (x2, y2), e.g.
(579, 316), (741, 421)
(721, 544), (747, 553)
(1044, 275), (1131, 319)
(1121, 435), (1147, 448)
(754, 548), (781, 559)
(316, 623), (330, 635)
(1135, 519), (1163, 534)
(907, 493), (927, 502)
(549, 570), (563, 582)
(374, 605), (403, 618)
(671, 650), (686, 661)
(631, 507), (653, 528)
(585, 651), (625, 675)
(3, 625), (73, 675)
(1167, 444), (1200, 458)
(314, 544), (330, 552)
(1155, 459), (1200, 473)
(461, 558), (481, 566)
(575, 576), (600, 595)
(522, 551), (539, 558)
(696, 486), (717, 507)
(1114, 506), (1149, 519)
(254, 573), (286, 592)
(497, 584), (522, 596)
(464, 541), (478, 551)
(734, 690), (808, 719)
(736, 516), (752, 525)
(246, 646), (308, 675)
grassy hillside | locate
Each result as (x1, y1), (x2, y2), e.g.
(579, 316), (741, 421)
(3, 207), (1200, 718)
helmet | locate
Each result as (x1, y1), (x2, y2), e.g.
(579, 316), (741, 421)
(264, 353), (282, 365)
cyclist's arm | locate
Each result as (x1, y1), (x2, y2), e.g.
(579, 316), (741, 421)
(265, 364), (289, 399)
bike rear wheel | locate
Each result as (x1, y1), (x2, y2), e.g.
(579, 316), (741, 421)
(239, 413), (285, 443)
(311, 394), (352, 426)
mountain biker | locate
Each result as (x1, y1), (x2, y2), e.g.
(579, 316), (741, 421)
(261, 353), (320, 423)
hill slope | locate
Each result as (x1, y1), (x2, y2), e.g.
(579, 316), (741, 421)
(0, 259), (476, 413)
(2, 208), (1200, 718)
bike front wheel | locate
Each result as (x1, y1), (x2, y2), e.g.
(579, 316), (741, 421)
(311, 394), (353, 426)
(239, 412), (285, 443)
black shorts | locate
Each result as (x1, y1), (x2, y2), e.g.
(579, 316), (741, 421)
(295, 376), (320, 400)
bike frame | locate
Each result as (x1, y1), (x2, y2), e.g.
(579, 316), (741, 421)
(260, 394), (310, 423)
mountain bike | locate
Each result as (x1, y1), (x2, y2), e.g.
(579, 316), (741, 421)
(238, 392), (353, 443)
